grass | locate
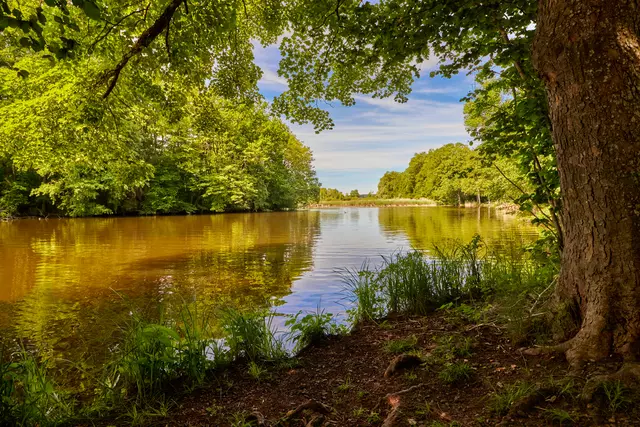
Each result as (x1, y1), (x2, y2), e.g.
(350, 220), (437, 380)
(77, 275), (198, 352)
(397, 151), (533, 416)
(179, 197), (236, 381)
(336, 376), (352, 392)
(543, 408), (575, 425)
(490, 381), (536, 415)
(438, 362), (473, 384)
(601, 380), (630, 414)
(384, 335), (418, 354)
(221, 308), (288, 363)
(343, 235), (558, 352)
(247, 362), (269, 382)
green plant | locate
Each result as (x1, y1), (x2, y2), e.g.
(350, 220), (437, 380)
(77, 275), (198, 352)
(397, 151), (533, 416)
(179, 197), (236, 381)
(404, 371), (418, 381)
(438, 362), (473, 384)
(433, 335), (473, 359)
(353, 407), (366, 417)
(367, 411), (381, 423)
(116, 315), (181, 402)
(230, 411), (254, 427)
(247, 362), (269, 382)
(221, 308), (287, 363)
(337, 376), (351, 392)
(490, 382), (536, 415)
(601, 381), (630, 414)
(341, 263), (385, 322)
(543, 408), (575, 425)
(384, 335), (418, 354)
(286, 307), (345, 352)
(0, 349), (74, 426)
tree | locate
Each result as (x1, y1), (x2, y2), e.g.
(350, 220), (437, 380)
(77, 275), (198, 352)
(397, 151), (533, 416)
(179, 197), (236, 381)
(348, 189), (359, 199)
(377, 171), (402, 198)
(3, 0), (639, 367)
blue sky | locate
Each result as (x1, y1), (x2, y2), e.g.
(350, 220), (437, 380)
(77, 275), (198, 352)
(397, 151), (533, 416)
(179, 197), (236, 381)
(254, 44), (475, 194)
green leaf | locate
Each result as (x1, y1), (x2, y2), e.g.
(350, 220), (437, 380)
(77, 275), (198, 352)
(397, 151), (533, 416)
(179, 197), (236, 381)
(17, 69), (29, 78)
(81, 1), (101, 20)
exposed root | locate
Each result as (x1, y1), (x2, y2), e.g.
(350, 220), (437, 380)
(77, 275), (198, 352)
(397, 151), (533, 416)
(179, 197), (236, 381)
(282, 399), (332, 423)
(582, 362), (640, 401)
(384, 353), (423, 378)
(378, 384), (425, 427)
(519, 338), (573, 357)
(246, 411), (267, 426)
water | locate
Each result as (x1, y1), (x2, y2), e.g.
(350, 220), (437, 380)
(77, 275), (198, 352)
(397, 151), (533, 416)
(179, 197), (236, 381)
(0, 207), (537, 366)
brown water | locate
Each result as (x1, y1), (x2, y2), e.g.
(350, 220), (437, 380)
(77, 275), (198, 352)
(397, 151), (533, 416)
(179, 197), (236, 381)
(0, 207), (537, 364)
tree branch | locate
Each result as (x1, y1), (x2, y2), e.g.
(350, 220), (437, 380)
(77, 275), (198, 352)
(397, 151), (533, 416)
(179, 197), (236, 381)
(499, 27), (527, 80)
(101, 0), (185, 98)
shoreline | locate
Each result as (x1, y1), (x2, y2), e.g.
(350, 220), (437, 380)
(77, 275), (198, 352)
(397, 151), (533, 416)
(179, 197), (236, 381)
(96, 312), (637, 426)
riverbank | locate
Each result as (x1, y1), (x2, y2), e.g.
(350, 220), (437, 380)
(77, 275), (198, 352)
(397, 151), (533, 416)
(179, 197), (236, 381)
(307, 198), (437, 208)
(96, 311), (639, 426)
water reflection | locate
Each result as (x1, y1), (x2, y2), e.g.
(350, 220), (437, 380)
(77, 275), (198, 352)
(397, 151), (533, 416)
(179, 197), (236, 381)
(378, 206), (536, 253)
(1, 212), (320, 364)
(0, 207), (538, 368)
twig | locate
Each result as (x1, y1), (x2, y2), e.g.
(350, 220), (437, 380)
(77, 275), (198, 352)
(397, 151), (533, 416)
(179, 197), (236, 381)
(466, 323), (504, 332)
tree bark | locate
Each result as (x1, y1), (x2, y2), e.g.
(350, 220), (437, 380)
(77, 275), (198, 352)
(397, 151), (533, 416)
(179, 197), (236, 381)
(533, 0), (640, 364)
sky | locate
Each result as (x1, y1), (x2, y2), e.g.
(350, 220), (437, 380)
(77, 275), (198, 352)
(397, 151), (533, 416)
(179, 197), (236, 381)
(253, 44), (475, 194)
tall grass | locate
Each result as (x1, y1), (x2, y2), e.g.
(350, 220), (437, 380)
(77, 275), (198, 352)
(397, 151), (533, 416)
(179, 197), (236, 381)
(0, 349), (75, 426)
(220, 308), (287, 363)
(342, 235), (556, 322)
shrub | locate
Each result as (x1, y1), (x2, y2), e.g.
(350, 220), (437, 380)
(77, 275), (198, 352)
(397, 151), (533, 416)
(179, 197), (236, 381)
(285, 308), (345, 352)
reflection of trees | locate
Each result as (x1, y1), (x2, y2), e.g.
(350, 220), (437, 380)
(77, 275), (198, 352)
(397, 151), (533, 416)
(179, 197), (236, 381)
(378, 207), (539, 253)
(3, 211), (320, 372)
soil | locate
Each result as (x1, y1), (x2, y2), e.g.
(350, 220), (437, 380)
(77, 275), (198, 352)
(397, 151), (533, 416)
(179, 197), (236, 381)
(97, 313), (640, 426)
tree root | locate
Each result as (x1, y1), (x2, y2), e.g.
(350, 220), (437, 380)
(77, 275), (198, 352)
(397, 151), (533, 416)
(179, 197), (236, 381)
(519, 338), (574, 357)
(377, 384), (425, 427)
(284, 400), (332, 420)
(384, 354), (423, 378)
(581, 362), (640, 401)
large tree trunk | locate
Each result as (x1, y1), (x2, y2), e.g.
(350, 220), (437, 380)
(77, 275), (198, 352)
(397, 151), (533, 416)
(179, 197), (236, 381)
(533, 0), (640, 364)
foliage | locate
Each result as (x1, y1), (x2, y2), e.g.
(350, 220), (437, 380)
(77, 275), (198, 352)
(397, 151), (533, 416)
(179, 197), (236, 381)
(376, 143), (525, 205)
(383, 335), (418, 354)
(318, 187), (346, 201)
(343, 236), (556, 324)
(490, 381), (536, 415)
(438, 362), (473, 385)
(0, 3), (318, 218)
(285, 308), (344, 352)
(220, 308), (287, 363)
(0, 349), (74, 426)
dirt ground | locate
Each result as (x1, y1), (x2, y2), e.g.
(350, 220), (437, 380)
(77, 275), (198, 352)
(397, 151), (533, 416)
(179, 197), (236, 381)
(101, 313), (640, 426)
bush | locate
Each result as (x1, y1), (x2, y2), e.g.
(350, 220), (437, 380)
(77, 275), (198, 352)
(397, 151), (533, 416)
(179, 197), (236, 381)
(285, 308), (345, 352)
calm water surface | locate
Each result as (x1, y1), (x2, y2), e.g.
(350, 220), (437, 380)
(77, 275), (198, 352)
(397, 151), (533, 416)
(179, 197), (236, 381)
(0, 207), (537, 364)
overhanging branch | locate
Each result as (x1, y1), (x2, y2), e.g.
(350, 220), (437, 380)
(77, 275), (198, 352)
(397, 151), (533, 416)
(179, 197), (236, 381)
(100, 0), (185, 98)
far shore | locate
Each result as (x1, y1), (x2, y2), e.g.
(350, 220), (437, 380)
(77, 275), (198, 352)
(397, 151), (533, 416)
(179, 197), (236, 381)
(307, 199), (520, 210)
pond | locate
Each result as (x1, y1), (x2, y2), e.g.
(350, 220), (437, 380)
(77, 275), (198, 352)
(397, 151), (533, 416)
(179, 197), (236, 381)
(0, 207), (538, 370)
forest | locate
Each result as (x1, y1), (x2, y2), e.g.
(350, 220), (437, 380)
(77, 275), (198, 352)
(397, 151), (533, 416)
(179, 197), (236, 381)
(376, 143), (523, 205)
(0, 3), (320, 218)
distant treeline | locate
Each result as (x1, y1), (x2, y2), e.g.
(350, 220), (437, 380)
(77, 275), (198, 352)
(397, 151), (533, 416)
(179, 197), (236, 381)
(0, 94), (320, 218)
(376, 143), (525, 205)
(318, 188), (365, 201)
